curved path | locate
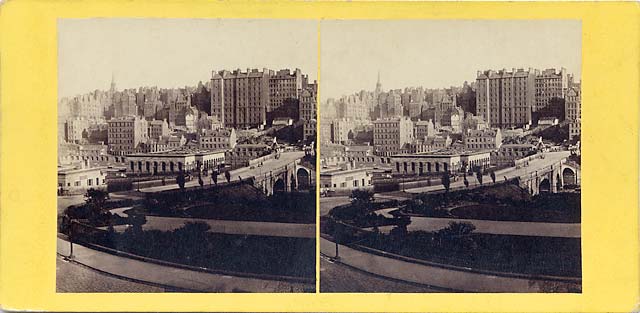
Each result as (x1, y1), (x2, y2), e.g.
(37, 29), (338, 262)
(371, 215), (580, 238)
(57, 238), (312, 292)
(320, 237), (578, 293)
(105, 207), (314, 238)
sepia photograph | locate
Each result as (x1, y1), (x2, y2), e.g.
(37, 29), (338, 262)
(56, 19), (318, 293)
(319, 20), (582, 293)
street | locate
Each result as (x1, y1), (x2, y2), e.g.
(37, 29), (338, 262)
(405, 151), (571, 194)
(139, 151), (305, 193)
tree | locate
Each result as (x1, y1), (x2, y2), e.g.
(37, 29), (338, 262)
(476, 168), (483, 186)
(211, 170), (218, 185)
(490, 171), (496, 184)
(556, 173), (562, 191)
(176, 172), (186, 191)
(350, 189), (374, 208)
(441, 172), (451, 193)
(225, 171), (231, 183)
(84, 188), (109, 220)
(129, 213), (147, 235)
(464, 177), (469, 188)
(198, 174), (204, 188)
(85, 188), (109, 207)
(435, 221), (477, 252)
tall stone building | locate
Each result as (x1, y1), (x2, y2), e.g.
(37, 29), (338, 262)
(210, 68), (271, 129)
(565, 85), (581, 140)
(380, 90), (402, 118)
(373, 116), (414, 156)
(535, 68), (569, 111)
(299, 84), (317, 121)
(476, 68), (536, 128)
(269, 68), (305, 112)
(107, 116), (149, 155)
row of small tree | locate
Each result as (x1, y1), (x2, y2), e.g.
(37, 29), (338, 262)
(441, 168), (498, 192)
(175, 170), (233, 191)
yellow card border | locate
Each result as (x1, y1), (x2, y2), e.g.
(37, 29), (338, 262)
(1, 1), (639, 312)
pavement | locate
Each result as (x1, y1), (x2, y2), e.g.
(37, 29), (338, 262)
(57, 237), (312, 293)
(57, 255), (167, 292)
(370, 215), (581, 238)
(405, 151), (571, 194)
(139, 151), (305, 193)
(319, 255), (442, 293)
(319, 237), (577, 293)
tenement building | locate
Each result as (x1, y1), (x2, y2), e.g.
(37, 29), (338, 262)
(373, 116), (414, 156)
(107, 116), (149, 155)
(463, 128), (503, 151)
(210, 68), (272, 129)
(535, 68), (569, 111)
(198, 128), (237, 151)
(299, 85), (317, 121)
(565, 85), (581, 140)
(269, 68), (305, 112)
(210, 68), (313, 129)
(476, 68), (536, 128)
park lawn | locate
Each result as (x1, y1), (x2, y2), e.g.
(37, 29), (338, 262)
(95, 225), (316, 278)
(362, 232), (581, 278)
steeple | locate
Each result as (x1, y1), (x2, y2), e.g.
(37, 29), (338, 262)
(110, 72), (116, 93)
(375, 70), (382, 96)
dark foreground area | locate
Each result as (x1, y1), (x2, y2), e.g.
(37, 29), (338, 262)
(73, 222), (316, 279)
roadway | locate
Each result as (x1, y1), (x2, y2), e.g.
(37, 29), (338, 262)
(139, 151), (306, 193)
(405, 151), (571, 194)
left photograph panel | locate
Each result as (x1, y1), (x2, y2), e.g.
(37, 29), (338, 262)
(56, 19), (318, 293)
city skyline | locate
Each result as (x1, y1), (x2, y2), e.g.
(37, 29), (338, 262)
(58, 19), (318, 99)
(320, 20), (581, 101)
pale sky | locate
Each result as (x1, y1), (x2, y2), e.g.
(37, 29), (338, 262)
(58, 19), (318, 99)
(320, 20), (581, 101)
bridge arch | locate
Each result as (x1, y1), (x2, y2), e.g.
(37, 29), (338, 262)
(539, 178), (551, 193)
(273, 178), (286, 193)
(562, 167), (576, 187)
(296, 168), (311, 190)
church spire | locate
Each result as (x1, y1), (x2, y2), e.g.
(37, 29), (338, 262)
(375, 70), (382, 95)
(110, 72), (116, 93)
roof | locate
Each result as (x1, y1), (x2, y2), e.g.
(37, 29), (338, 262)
(321, 167), (370, 176)
(58, 166), (108, 175)
(392, 148), (491, 158)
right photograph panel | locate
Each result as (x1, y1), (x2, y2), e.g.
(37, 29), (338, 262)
(319, 20), (582, 293)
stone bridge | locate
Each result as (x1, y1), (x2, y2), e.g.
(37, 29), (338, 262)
(247, 153), (316, 196)
(516, 154), (581, 195)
